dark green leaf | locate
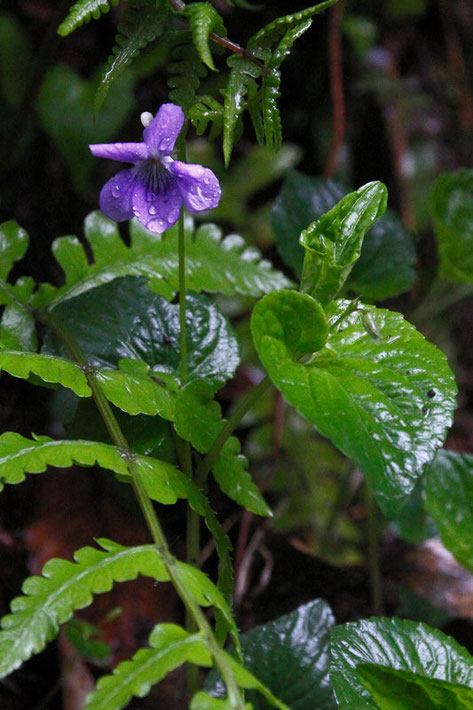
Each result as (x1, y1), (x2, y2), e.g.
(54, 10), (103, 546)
(252, 296), (457, 518)
(424, 449), (473, 572)
(330, 617), (473, 709)
(168, 35), (208, 112)
(223, 55), (261, 166)
(185, 2), (226, 71)
(430, 169), (473, 284)
(37, 65), (134, 193)
(58, 0), (120, 35)
(189, 95), (224, 140)
(271, 172), (416, 300)
(357, 663), (473, 710)
(206, 600), (337, 710)
(0, 12), (32, 107)
(43, 277), (239, 391)
(300, 182), (387, 305)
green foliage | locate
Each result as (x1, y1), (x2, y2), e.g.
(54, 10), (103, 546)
(206, 600), (337, 710)
(65, 618), (111, 662)
(58, 0), (120, 36)
(271, 171), (417, 300)
(252, 296), (457, 518)
(96, 0), (169, 110)
(191, 693), (253, 710)
(424, 450), (473, 573)
(189, 95), (224, 140)
(84, 622), (290, 710)
(43, 277), (240, 391)
(430, 169), (473, 284)
(27, 213), (290, 308)
(357, 663), (473, 710)
(185, 2), (226, 72)
(36, 65), (135, 193)
(330, 617), (473, 708)
(299, 182), (388, 306)
(0, 539), (237, 680)
(0, 350), (90, 396)
(168, 34), (209, 112)
(0, 220), (28, 286)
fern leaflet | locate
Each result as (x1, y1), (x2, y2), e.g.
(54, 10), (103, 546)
(96, 0), (169, 110)
(167, 34), (208, 112)
(189, 95), (224, 140)
(223, 55), (261, 166)
(185, 2), (226, 72)
(58, 0), (120, 36)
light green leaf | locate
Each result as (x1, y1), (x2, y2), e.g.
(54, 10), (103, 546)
(223, 55), (261, 166)
(252, 296), (457, 518)
(424, 449), (473, 572)
(330, 617), (473, 709)
(206, 600), (337, 710)
(36, 65), (134, 193)
(189, 95), (224, 140)
(58, 0), (120, 36)
(357, 663), (473, 710)
(0, 539), (237, 679)
(0, 220), (29, 284)
(271, 172), (416, 300)
(185, 2), (226, 71)
(32, 212), (291, 308)
(430, 168), (473, 283)
(300, 182), (387, 306)
(96, 0), (169, 109)
(0, 351), (90, 396)
(191, 692), (253, 710)
(43, 277), (240, 391)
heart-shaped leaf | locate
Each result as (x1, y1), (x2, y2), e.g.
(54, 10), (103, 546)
(330, 617), (473, 709)
(252, 296), (457, 517)
(43, 276), (239, 391)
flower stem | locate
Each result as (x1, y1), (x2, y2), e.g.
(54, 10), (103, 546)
(364, 483), (383, 616)
(178, 210), (188, 385)
(39, 310), (245, 709)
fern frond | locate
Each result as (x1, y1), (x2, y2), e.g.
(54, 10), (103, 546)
(31, 212), (291, 309)
(0, 539), (237, 679)
(96, 0), (169, 110)
(223, 55), (261, 166)
(168, 35), (208, 112)
(85, 622), (290, 710)
(0, 350), (90, 396)
(189, 95), (224, 140)
(185, 2), (226, 71)
(58, 0), (119, 36)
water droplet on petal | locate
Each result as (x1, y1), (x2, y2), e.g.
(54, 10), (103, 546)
(112, 184), (121, 198)
(204, 177), (211, 185)
(158, 219), (165, 230)
(149, 205), (157, 215)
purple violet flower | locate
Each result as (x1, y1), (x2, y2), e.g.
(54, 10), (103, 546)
(89, 103), (221, 233)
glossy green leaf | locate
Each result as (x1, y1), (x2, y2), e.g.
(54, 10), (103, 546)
(96, 0), (168, 109)
(357, 663), (473, 710)
(0, 13), (32, 107)
(185, 2), (226, 71)
(0, 304), (37, 352)
(271, 172), (416, 299)
(252, 296), (457, 518)
(300, 182), (387, 306)
(330, 617), (473, 709)
(36, 65), (134, 193)
(32, 212), (291, 308)
(58, 0), (120, 35)
(430, 169), (473, 283)
(189, 95), (224, 140)
(223, 55), (261, 166)
(43, 277), (239, 390)
(424, 449), (473, 572)
(0, 539), (237, 680)
(206, 600), (337, 710)
(0, 220), (28, 285)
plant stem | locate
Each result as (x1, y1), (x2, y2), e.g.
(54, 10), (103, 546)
(364, 483), (383, 616)
(40, 310), (245, 709)
(196, 375), (272, 487)
(178, 210), (189, 386)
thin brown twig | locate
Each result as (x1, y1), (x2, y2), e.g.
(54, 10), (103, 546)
(323, 2), (346, 178)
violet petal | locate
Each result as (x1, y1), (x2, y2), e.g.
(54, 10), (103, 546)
(99, 168), (136, 222)
(89, 142), (148, 163)
(131, 163), (183, 233)
(143, 103), (184, 157)
(170, 160), (221, 213)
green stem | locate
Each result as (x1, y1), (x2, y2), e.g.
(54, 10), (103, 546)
(178, 209), (188, 386)
(319, 461), (353, 554)
(196, 375), (272, 487)
(364, 483), (383, 616)
(38, 311), (245, 709)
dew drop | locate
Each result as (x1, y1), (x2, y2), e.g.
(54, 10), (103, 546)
(112, 184), (121, 198)
(149, 205), (157, 215)
(204, 176), (211, 185)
